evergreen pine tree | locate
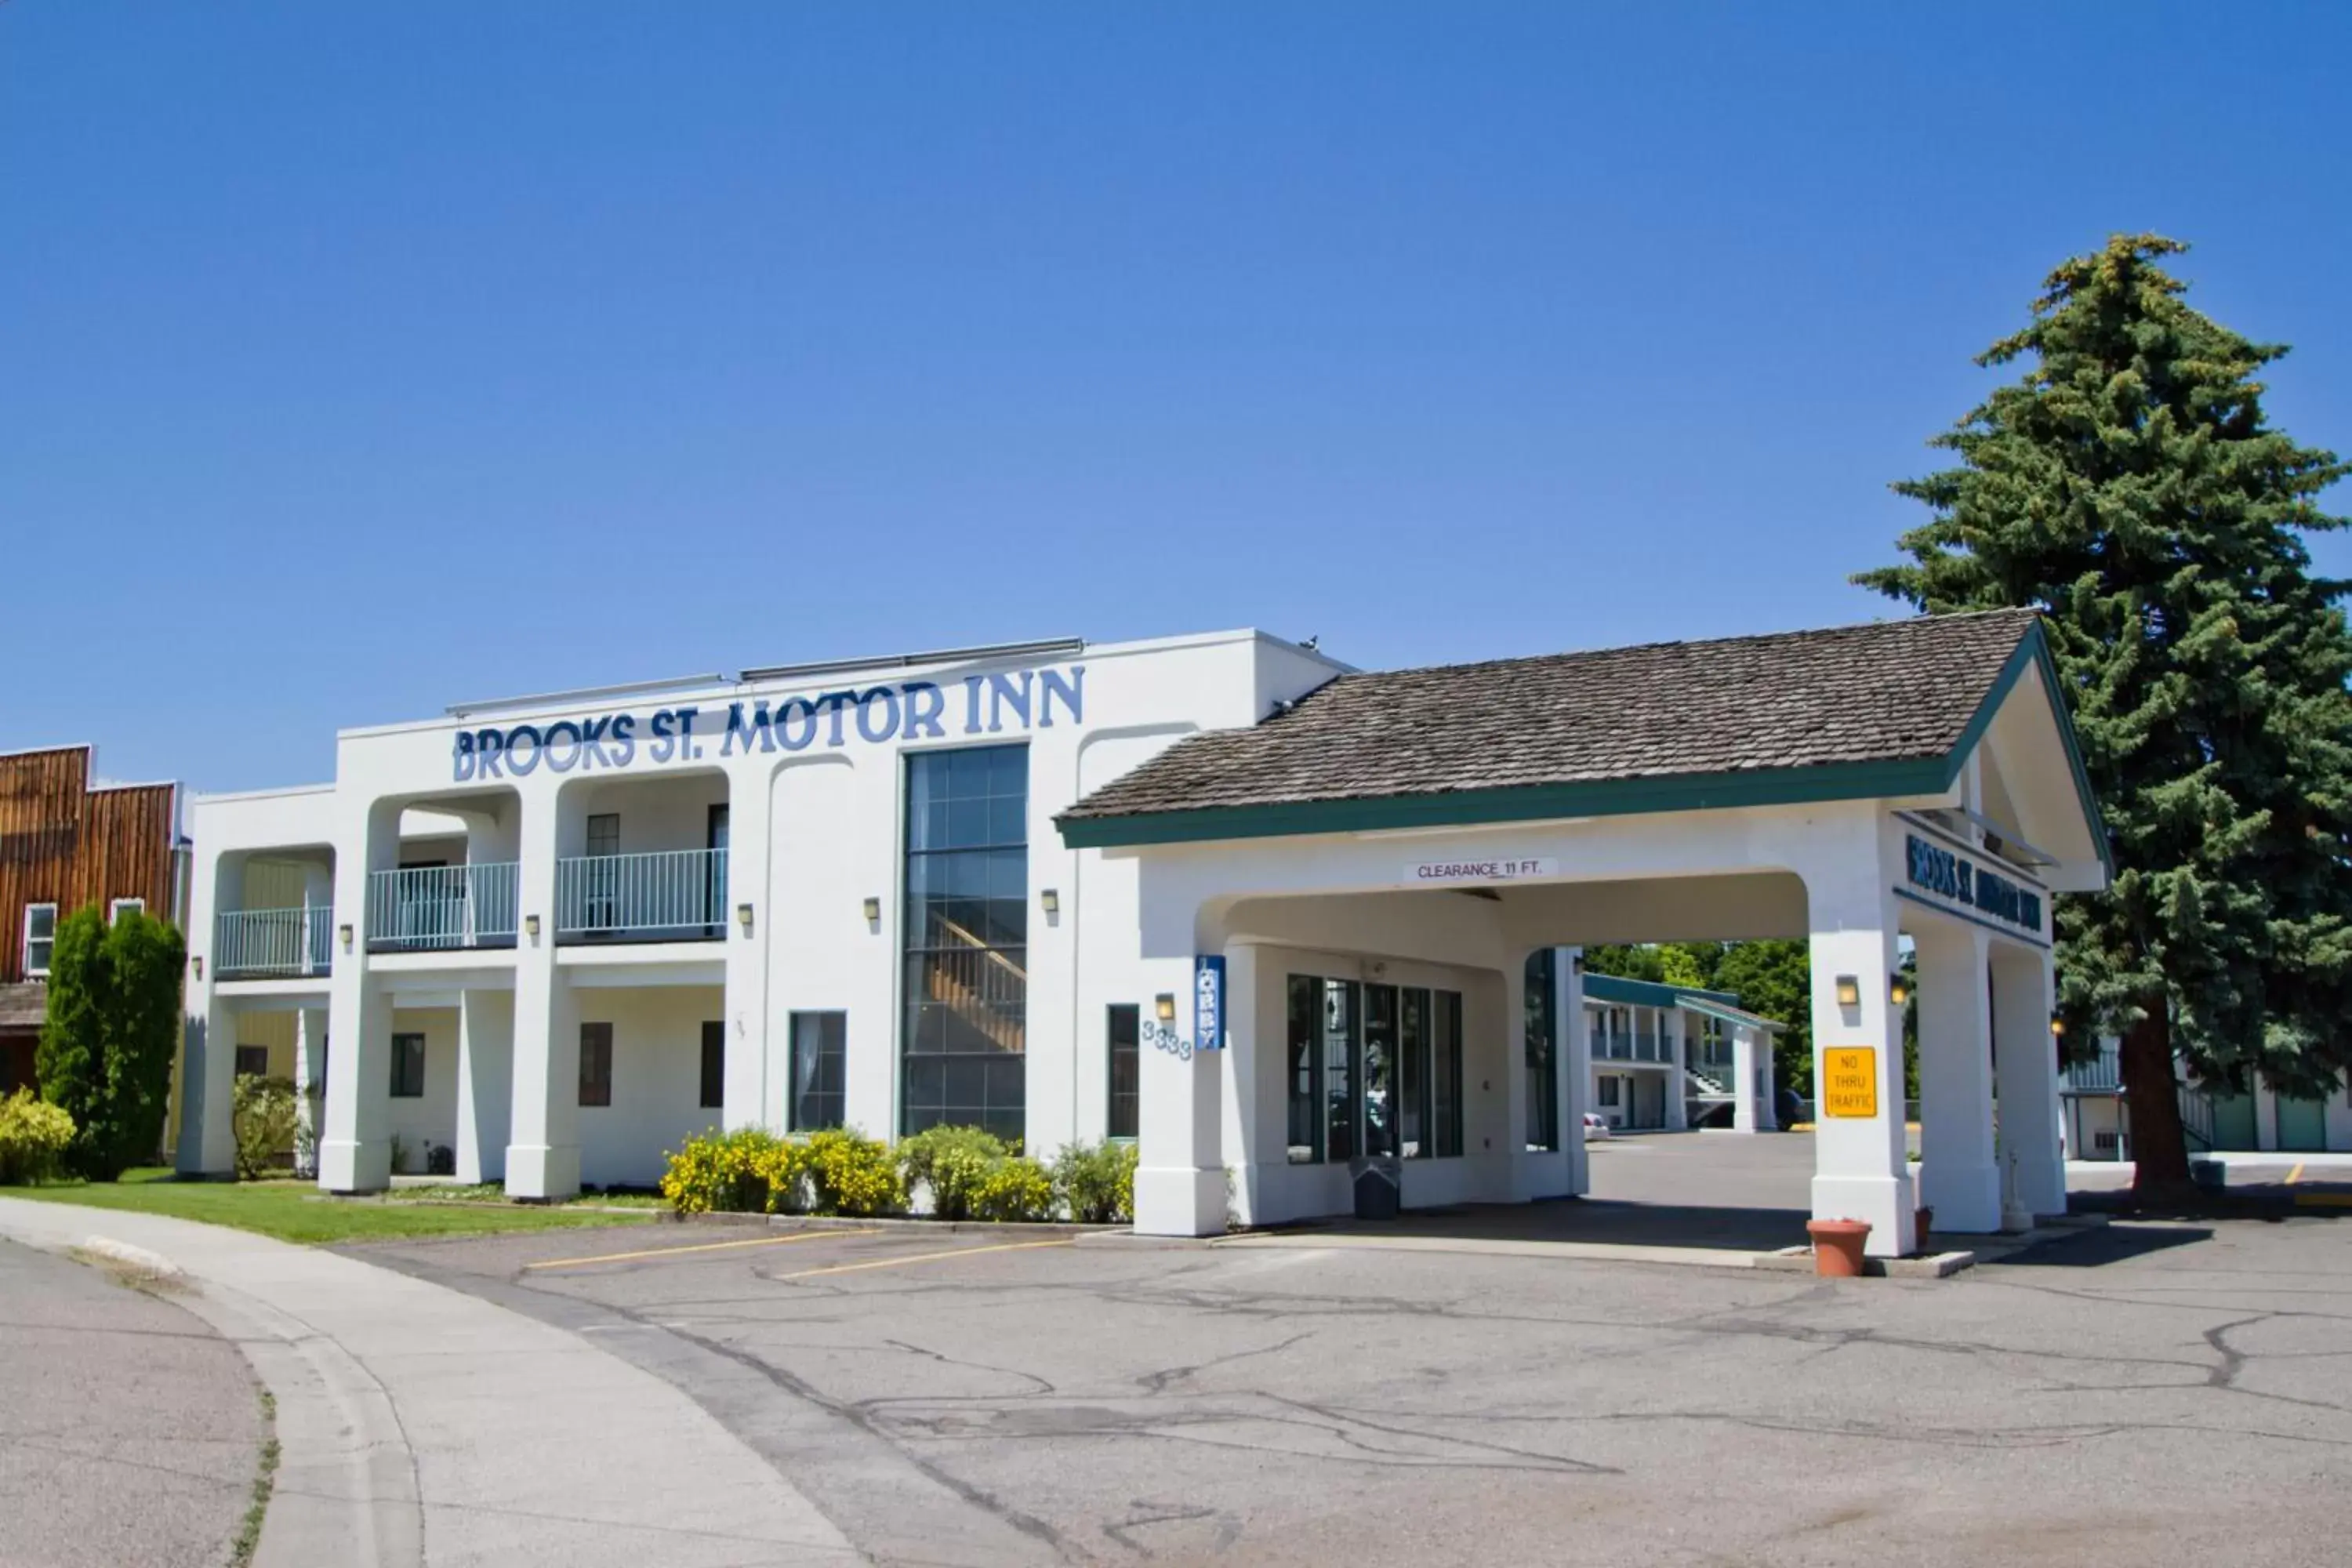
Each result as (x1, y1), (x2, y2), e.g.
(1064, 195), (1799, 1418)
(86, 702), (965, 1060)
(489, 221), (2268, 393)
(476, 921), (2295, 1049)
(1857, 234), (2352, 1198)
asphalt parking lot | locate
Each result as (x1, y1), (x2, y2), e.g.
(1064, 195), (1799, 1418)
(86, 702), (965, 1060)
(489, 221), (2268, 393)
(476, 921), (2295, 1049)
(356, 1163), (2352, 1568)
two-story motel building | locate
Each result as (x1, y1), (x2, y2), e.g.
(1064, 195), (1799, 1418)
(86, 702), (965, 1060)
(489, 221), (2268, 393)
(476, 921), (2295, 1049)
(178, 610), (2107, 1256)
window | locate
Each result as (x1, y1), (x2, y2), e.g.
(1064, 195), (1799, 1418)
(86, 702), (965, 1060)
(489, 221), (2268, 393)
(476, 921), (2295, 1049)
(901, 746), (1028, 1140)
(586, 815), (620, 857)
(235, 1045), (270, 1079)
(579, 1022), (612, 1106)
(110, 898), (145, 924)
(1107, 1004), (1139, 1140)
(390, 1033), (426, 1098)
(1524, 951), (1559, 1152)
(1598, 1076), (1621, 1109)
(790, 1011), (847, 1131)
(699, 1021), (725, 1109)
(21, 903), (56, 978)
(1287, 973), (1461, 1163)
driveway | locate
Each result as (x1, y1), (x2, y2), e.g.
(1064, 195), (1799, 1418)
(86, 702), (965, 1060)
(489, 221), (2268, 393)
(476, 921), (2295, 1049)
(362, 1207), (2352, 1567)
(0, 1238), (261, 1568)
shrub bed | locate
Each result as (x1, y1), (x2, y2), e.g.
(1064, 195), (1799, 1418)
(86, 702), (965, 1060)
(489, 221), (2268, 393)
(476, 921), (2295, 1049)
(659, 1125), (1136, 1225)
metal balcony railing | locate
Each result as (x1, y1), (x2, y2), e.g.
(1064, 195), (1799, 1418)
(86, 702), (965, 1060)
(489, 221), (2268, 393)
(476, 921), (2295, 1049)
(214, 906), (334, 979)
(366, 863), (520, 951)
(554, 848), (728, 942)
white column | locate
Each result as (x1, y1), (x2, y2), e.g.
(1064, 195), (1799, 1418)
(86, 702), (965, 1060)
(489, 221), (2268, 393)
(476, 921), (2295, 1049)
(2252, 1080), (2280, 1153)
(292, 1007), (327, 1179)
(455, 989), (514, 1185)
(1217, 942), (1261, 1228)
(176, 991), (238, 1176)
(1991, 944), (2065, 1221)
(1664, 1004), (1689, 1131)
(506, 797), (581, 1200)
(1488, 955), (1534, 1200)
(1806, 869), (1914, 1258)
(1731, 1025), (1759, 1133)
(1755, 1033), (1779, 1131)
(720, 769), (773, 1132)
(1134, 942), (1222, 1237)
(1915, 922), (2001, 1234)
(1559, 950), (1589, 1194)
(320, 803), (393, 1192)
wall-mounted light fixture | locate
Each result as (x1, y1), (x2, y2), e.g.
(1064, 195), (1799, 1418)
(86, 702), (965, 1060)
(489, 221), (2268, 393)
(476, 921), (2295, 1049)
(191, 955), (202, 981)
(1155, 993), (1177, 1023)
(736, 902), (754, 934)
(1040, 888), (1059, 916)
(1834, 975), (1860, 1008)
(862, 896), (881, 924)
(1889, 973), (1910, 1008)
(2049, 1014), (2066, 1039)
(339, 924), (354, 953)
(524, 913), (540, 940)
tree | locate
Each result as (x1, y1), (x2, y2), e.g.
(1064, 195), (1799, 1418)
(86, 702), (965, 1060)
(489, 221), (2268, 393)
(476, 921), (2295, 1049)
(1857, 234), (2352, 1199)
(35, 906), (187, 1180)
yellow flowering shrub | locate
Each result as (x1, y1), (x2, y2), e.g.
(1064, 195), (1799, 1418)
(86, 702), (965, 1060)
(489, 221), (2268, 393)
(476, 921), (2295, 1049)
(804, 1127), (903, 1217)
(971, 1155), (1054, 1222)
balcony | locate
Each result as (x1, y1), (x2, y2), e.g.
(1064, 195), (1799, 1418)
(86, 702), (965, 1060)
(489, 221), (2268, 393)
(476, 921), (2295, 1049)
(215, 906), (334, 980)
(366, 864), (520, 952)
(555, 848), (728, 945)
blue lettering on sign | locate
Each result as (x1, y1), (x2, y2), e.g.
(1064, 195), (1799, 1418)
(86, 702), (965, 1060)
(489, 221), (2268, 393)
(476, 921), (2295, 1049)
(452, 664), (1087, 780)
(1904, 833), (2045, 934)
(1194, 953), (1226, 1053)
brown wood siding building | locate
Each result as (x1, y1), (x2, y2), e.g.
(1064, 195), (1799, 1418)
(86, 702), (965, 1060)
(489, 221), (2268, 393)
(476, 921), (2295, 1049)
(0, 745), (183, 1092)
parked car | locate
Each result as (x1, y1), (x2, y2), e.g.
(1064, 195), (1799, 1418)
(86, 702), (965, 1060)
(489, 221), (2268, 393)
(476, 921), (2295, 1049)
(1581, 1112), (1612, 1142)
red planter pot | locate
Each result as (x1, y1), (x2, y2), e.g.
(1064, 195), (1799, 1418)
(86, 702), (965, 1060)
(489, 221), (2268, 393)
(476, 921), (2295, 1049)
(1807, 1218), (1872, 1277)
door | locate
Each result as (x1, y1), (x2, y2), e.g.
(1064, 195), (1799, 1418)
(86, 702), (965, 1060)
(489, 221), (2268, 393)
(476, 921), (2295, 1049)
(2209, 1091), (2258, 1152)
(584, 813), (620, 932)
(706, 804), (730, 933)
(2275, 1095), (2329, 1153)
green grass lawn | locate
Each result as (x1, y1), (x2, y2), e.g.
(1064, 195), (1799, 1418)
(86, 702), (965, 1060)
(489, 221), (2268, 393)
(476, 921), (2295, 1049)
(2, 1168), (657, 1245)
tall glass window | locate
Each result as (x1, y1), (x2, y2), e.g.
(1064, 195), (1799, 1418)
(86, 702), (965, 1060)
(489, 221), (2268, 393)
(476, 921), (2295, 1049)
(1323, 979), (1357, 1161)
(1399, 989), (1427, 1158)
(790, 1011), (847, 1131)
(1431, 990), (1463, 1158)
(1524, 950), (1559, 1152)
(1286, 975), (1324, 1163)
(902, 746), (1029, 1140)
(1362, 985), (1398, 1158)
(1106, 1004), (1139, 1140)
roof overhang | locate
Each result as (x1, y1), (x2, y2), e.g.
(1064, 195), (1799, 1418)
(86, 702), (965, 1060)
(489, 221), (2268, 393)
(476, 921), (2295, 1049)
(1059, 619), (2111, 880)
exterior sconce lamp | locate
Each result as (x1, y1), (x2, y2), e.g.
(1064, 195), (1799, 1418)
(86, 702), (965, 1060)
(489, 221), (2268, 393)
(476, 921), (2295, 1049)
(1040, 888), (1060, 916)
(1156, 993), (1177, 1023)
(2049, 1014), (2066, 1039)
(524, 913), (540, 940)
(735, 902), (754, 934)
(339, 924), (354, 953)
(862, 897), (881, 924)
(1834, 975), (1860, 1008)
(1889, 973), (1910, 1008)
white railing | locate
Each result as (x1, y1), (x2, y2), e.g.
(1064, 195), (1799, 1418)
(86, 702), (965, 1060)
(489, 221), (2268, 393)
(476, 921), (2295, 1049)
(215, 906), (333, 979)
(366, 863), (520, 950)
(555, 848), (728, 942)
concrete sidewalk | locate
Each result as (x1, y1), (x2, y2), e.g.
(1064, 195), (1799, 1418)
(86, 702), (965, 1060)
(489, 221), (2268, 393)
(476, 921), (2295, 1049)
(0, 1199), (858, 1568)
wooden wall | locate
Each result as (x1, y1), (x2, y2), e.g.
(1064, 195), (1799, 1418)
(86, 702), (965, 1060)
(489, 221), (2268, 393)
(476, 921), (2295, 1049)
(0, 746), (180, 985)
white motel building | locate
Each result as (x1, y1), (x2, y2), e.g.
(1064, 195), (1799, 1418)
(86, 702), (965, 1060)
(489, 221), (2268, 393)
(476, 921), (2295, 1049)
(176, 610), (2108, 1257)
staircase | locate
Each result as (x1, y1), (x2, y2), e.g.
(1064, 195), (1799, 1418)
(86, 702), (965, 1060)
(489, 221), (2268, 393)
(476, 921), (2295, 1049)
(2177, 1085), (2217, 1152)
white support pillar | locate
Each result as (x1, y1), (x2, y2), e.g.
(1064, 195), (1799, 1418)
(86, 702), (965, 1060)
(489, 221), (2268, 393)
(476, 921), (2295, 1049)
(1991, 944), (2065, 1222)
(506, 797), (581, 1200)
(1755, 1034), (1779, 1131)
(292, 1006), (327, 1179)
(1490, 955), (1534, 1201)
(1731, 1025), (1759, 1133)
(1806, 866), (1914, 1258)
(455, 989), (514, 1185)
(1134, 937), (1223, 1237)
(1915, 923), (2002, 1235)
(1664, 1004), (1689, 1131)
(176, 990), (238, 1176)
(318, 981), (392, 1192)
(1559, 949), (1589, 1194)
(1217, 942), (1263, 1228)
(720, 770), (774, 1133)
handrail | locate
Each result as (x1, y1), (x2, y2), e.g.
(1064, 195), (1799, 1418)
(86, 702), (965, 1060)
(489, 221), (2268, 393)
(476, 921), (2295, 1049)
(215, 906), (333, 978)
(366, 863), (519, 950)
(554, 848), (727, 939)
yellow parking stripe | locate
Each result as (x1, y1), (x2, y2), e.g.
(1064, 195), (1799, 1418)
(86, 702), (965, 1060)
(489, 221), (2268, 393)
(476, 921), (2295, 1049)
(525, 1228), (877, 1271)
(770, 1236), (1077, 1281)
(2286, 1162), (2306, 1186)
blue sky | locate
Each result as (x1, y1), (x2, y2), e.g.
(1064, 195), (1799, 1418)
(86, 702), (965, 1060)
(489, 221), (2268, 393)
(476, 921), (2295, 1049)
(5, 3), (2348, 793)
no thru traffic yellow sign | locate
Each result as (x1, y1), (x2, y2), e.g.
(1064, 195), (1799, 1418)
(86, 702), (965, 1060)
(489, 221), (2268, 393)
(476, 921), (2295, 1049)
(1821, 1047), (1878, 1119)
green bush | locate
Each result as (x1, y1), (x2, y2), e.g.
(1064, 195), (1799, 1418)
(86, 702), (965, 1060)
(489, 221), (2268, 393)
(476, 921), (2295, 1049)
(972, 1155), (1055, 1222)
(0, 1088), (76, 1185)
(896, 1124), (1009, 1221)
(1051, 1139), (1138, 1224)
(804, 1127), (902, 1216)
(36, 905), (186, 1180)
(231, 1075), (299, 1181)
